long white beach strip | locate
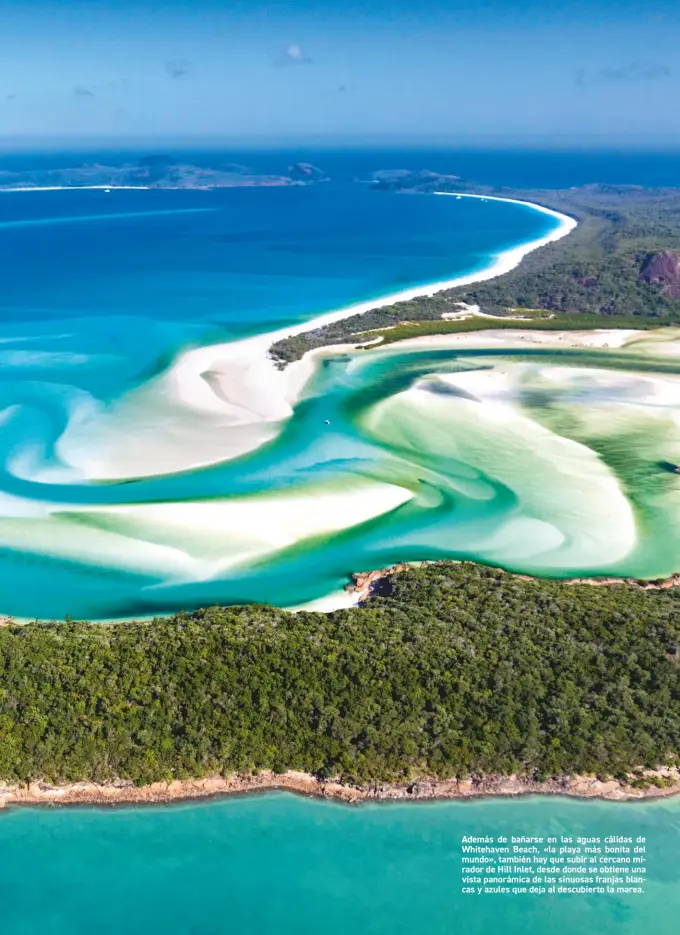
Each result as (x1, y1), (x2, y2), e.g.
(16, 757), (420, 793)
(57, 193), (578, 480)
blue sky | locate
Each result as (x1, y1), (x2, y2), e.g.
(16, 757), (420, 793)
(0, 0), (678, 148)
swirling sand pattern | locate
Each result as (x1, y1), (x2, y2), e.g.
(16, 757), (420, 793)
(3, 329), (680, 619)
(2, 188), (678, 618)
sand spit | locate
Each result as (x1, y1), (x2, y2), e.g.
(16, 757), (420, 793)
(58, 193), (578, 481)
(2, 768), (679, 810)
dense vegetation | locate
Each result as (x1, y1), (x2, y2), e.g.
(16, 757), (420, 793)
(1, 562), (679, 787)
(342, 310), (665, 351)
(269, 184), (680, 364)
(457, 185), (680, 317)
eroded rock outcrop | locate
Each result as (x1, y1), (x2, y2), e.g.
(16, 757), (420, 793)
(638, 251), (680, 298)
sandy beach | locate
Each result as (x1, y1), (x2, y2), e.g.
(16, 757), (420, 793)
(58, 192), (578, 481)
(11, 187), (680, 616)
(20, 188), (667, 616)
(0, 185), (151, 192)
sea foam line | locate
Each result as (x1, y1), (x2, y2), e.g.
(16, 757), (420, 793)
(0, 185), (150, 192)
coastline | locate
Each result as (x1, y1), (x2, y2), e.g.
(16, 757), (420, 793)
(164, 190), (579, 423)
(193, 190), (578, 351)
(2, 767), (679, 810)
(2, 560), (680, 812)
(67, 191), (577, 483)
(0, 182), (300, 192)
(258, 191), (578, 352)
(345, 561), (680, 604)
(175, 192), (578, 392)
(0, 185), (151, 192)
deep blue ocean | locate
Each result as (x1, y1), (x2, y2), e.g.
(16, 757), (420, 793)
(2, 150), (679, 934)
(0, 181), (548, 346)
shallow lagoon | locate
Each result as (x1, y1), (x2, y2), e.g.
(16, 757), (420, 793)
(0, 186), (678, 618)
(2, 175), (680, 935)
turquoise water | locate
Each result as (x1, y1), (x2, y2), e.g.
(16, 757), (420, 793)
(2, 792), (678, 934)
(3, 183), (680, 617)
(0, 184), (561, 619)
(3, 158), (680, 934)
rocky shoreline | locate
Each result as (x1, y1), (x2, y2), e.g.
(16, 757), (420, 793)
(2, 768), (680, 810)
(346, 561), (680, 602)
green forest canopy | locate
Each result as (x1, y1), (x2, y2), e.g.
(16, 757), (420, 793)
(269, 184), (680, 364)
(1, 562), (679, 787)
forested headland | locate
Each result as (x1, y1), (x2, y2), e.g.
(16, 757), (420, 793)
(1, 562), (679, 790)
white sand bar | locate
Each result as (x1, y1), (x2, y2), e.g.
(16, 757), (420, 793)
(57, 193), (579, 480)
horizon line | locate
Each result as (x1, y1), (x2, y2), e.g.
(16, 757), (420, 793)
(2, 139), (680, 156)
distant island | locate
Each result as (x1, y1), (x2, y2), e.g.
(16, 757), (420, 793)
(0, 154), (330, 190)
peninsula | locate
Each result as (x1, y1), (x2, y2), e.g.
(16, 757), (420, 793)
(1, 562), (679, 807)
(269, 179), (680, 363)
